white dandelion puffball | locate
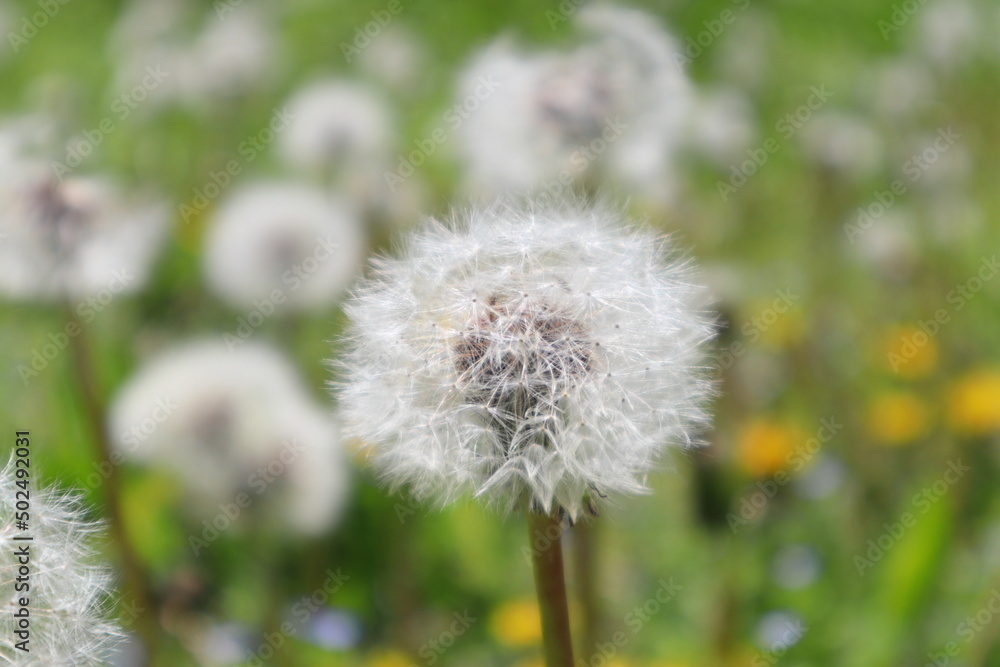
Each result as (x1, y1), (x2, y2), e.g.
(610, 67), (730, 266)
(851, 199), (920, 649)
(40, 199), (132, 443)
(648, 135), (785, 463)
(189, 4), (278, 100)
(203, 182), (365, 312)
(0, 152), (168, 301)
(110, 0), (280, 110)
(0, 456), (122, 665)
(684, 86), (758, 168)
(108, 341), (349, 535)
(278, 80), (395, 176)
(455, 5), (691, 203)
(913, 0), (981, 69)
(797, 111), (884, 181)
(356, 26), (427, 95)
(337, 203), (715, 519)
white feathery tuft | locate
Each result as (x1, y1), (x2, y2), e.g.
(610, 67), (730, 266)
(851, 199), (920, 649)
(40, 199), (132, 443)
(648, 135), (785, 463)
(0, 456), (122, 665)
(336, 201), (716, 519)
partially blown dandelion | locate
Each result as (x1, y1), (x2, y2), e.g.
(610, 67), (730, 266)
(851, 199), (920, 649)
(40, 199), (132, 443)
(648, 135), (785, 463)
(0, 456), (122, 665)
(337, 202), (715, 519)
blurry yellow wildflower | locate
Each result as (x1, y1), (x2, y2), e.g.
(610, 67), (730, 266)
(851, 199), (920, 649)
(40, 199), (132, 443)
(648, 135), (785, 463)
(365, 649), (412, 667)
(756, 307), (806, 348)
(511, 659), (545, 667)
(947, 369), (1000, 436)
(736, 419), (804, 477)
(490, 598), (542, 647)
(884, 325), (939, 379)
(867, 391), (930, 445)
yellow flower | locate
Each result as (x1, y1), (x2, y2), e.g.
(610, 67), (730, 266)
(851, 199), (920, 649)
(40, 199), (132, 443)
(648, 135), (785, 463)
(883, 326), (939, 379)
(511, 659), (545, 667)
(490, 599), (542, 648)
(365, 649), (412, 667)
(947, 369), (1000, 436)
(736, 419), (804, 477)
(867, 391), (930, 445)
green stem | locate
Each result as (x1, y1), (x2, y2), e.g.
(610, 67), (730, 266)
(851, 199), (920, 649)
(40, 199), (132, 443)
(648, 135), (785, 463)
(64, 303), (160, 664)
(526, 507), (575, 667)
(573, 519), (600, 662)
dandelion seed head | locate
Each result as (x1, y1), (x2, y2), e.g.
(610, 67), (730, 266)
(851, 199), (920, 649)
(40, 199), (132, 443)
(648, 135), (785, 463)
(913, 0), (982, 70)
(798, 111), (884, 181)
(0, 457), (122, 665)
(356, 26), (427, 95)
(337, 201), (715, 518)
(203, 182), (365, 312)
(456, 5), (691, 203)
(110, 0), (280, 110)
(684, 87), (758, 168)
(278, 80), (394, 178)
(109, 341), (349, 534)
(0, 125), (167, 300)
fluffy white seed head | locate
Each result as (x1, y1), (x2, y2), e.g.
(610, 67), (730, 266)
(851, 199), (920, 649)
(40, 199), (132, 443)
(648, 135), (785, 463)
(0, 457), (122, 665)
(110, 0), (280, 110)
(913, 0), (982, 69)
(356, 26), (427, 95)
(337, 202), (715, 519)
(202, 182), (365, 312)
(0, 127), (168, 300)
(455, 5), (691, 203)
(278, 80), (395, 180)
(684, 86), (758, 168)
(109, 341), (349, 535)
(797, 111), (884, 180)
(861, 58), (935, 118)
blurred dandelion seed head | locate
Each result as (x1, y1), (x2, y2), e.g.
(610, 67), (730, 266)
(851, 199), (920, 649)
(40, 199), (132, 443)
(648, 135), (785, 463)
(456, 5), (691, 204)
(203, 182), (365, 312)
(0, 122), (167, 300)
(110, 341), (350, 535)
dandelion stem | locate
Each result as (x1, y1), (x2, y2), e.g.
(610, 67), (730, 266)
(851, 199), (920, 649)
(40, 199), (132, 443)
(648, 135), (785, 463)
(573, 519), (600, 662)
(526, 507), (575, 667)
(63, 303), (160, 663)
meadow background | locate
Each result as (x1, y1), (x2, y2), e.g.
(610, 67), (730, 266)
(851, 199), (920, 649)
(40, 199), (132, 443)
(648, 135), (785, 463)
(1, 0), (999, 665)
